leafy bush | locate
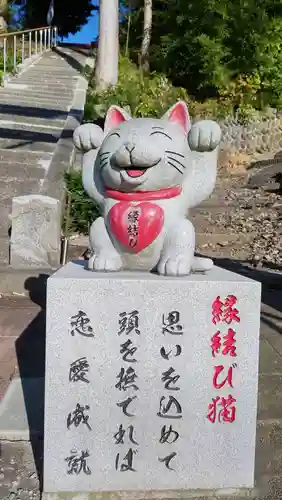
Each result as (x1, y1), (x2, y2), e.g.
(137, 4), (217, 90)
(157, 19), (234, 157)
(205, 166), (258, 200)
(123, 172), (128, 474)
(64, 169), (101, 235)
(85, 55), (272, 124)
(0, 50), (24, 85)
(85, 55), (191, 121)
(0, 49), (22, 71)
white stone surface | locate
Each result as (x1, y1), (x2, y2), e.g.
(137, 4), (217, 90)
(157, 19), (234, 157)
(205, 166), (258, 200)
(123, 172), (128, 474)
(44, 261), (261, 494)
(10, 194), (61, 268)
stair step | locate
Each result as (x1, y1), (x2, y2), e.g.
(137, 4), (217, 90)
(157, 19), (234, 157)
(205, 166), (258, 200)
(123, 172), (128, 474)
(0, 138), (56, 153)
(0, 148), (51, 164)
(0, 124), (60, 142)
(0, 179), (41, 203)
(0, 115), (66, 128)
(0, 101), (69, 112)
(0, 105), (68, 121)
(0, 89), (74, 100)
(0, 162), (46, 181)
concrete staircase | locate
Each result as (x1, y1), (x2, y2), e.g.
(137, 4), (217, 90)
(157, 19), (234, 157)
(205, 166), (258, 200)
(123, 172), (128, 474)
(0, 47), (88, 266)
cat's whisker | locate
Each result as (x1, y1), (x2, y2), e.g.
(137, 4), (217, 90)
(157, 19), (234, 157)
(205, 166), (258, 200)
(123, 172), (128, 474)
(167, 156), (186, 170)
(165, 150), (185, 158)
(99, 152), (110, 170)
(167, 160), (184, 175)
(100, 159), (109, 170)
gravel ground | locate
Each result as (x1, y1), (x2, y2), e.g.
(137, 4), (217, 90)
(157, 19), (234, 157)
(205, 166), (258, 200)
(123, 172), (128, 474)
(215, 188), (282, 266)
(194, 170), (282, 268)
(0, 441), (41, 500)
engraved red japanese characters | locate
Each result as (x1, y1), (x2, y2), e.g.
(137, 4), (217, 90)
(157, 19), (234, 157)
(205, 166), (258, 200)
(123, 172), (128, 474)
(207, 295), (240, 424)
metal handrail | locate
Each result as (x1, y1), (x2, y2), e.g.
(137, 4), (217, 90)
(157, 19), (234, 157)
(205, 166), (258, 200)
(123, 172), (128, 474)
(1, 26), (58, 84)
(0, 26), (54, 38)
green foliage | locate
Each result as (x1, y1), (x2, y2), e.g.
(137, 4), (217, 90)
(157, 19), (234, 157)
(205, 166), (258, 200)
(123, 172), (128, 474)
(86, 55), (231, 121)
(86, 55), (238, 122)
(86, 55), (188, 120)
(64, 169), (101, 235)
(121, 0), (282, 110)
(0, 49), (21, 84)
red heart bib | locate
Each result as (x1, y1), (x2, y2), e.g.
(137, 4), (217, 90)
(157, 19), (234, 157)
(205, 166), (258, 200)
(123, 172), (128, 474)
(109, 202), (164, 253)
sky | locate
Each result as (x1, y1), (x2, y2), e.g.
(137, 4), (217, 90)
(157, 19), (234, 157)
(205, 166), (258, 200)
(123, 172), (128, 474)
(11, 0), (100, 45)
(62, 0), (99, 44)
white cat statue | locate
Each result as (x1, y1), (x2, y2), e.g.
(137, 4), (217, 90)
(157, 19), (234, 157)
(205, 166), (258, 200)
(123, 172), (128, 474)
(73, 101), (221, 276)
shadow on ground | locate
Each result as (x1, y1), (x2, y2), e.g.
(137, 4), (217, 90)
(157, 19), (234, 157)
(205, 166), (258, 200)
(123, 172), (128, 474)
(52, 46), (87, 74)
(15, 273), (48, 490)
(212, 257), (282, 336)
(0, 126), (74, 151)
(0, 104), (83, 124)
(14, 258), (282, 489)
(247, 149), (282, 171)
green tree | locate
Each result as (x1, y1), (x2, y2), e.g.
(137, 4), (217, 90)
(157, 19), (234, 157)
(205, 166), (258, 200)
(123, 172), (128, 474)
(121, 0), (282, 107)
(17, 0), (95, 37)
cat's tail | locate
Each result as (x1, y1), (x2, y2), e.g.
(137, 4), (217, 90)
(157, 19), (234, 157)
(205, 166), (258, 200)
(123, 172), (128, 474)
(191, 256), (213, 272)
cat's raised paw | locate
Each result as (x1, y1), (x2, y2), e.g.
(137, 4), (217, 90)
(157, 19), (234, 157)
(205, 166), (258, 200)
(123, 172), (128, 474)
(88, 253), (123, 272)
(73, 123), (104, 152)
(157, 256), (192, 277)
(188, 120), (221, 152)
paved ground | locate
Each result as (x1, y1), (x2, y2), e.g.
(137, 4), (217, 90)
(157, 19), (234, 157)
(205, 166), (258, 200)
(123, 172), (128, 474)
(0, 46), (88, 266)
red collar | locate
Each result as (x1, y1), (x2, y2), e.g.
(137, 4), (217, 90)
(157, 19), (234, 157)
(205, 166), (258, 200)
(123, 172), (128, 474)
(105, 185), (181, 201)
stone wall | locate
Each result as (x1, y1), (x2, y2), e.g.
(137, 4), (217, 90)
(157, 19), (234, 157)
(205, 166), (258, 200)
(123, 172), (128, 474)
(219, 115), (282, 154)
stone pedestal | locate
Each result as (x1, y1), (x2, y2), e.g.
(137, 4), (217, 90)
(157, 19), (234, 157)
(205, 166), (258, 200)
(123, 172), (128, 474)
(44, 261), (261, 499)
(10, 195), (61, 269)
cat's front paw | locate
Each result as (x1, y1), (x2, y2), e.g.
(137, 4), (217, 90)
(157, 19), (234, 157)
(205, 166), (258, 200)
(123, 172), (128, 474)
(188, 120), (221, 152)
(88, 253), (123, 272)
(157, 255), (192, 277)
(73, 123), (104, 152)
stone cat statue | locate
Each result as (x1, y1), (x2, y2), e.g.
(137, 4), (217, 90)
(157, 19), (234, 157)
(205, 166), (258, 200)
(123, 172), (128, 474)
(73, 101), (221, 276)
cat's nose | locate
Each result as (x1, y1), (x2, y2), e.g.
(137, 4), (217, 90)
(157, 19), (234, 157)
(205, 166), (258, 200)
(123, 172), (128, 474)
(125, 143), (135, 154)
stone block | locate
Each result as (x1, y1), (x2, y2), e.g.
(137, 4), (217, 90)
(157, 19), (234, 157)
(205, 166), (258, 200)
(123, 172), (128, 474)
(44, 261), (261, 497)
(10, 194), (61, 269)
(0, 378), (44, 440)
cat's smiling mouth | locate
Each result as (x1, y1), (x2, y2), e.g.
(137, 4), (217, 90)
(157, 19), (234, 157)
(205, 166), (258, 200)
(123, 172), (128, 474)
(126, 168), (147, 178)
(123, 159), (161, 179)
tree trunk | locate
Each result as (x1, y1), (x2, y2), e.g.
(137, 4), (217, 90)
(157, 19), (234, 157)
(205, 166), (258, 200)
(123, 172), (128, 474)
(0, 16), (7, 33)
(125, 1), (132, 57)
(139, 0), (152, 74)
(92, 0), (119, 91)
(0, 0), (8, 34)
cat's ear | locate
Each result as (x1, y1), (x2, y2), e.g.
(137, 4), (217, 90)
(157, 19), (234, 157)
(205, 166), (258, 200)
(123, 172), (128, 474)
(163, 101), (191, 135)
(104, 105), (131, 135)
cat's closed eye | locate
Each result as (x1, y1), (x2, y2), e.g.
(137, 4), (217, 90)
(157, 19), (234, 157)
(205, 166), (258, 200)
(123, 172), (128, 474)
(108, 132), (121, 138)
(150, 131), (172, 140)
